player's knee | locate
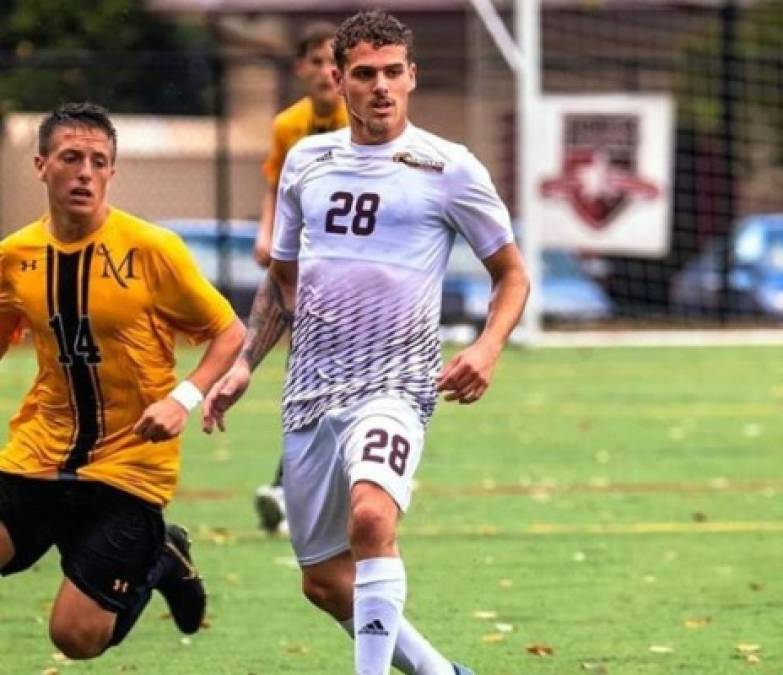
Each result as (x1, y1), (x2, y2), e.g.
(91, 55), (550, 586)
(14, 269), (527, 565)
(349, 502), (395, 552)
(301, 572), (350, 618)
(302, 573), (334, 610)
(50, 619), (111, 660)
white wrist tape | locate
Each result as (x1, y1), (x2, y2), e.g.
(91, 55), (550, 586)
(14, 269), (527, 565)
(169, 380), (203, 413)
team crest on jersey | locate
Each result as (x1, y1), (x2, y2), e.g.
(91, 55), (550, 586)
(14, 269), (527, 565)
(539, 113), (659, 229)
(393, 151), (445, 173)
(96, 244), (139, 288)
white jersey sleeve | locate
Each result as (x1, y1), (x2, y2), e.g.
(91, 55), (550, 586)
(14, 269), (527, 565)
(271, 149), (305, 261)
(444, 150), (515, 259)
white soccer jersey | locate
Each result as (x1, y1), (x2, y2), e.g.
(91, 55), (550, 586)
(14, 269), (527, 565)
(272, 123), (514, 432)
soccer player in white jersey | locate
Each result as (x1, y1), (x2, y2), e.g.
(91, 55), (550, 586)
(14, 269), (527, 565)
(203, 10), (529, 675)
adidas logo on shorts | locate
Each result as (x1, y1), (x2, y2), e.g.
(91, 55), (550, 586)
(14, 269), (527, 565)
(358, 619), (389, 636)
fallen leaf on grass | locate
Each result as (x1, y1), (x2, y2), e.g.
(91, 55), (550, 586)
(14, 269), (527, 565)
(581, 663), (608, 674)
(684, 617), (711, 629)
(526, 644), (554, 656)
(494, 622), (514, 633)
(745, 654), (761, 665)
(472, 610), (497, 620)
(476, 525), (499, 535)
(481, 633), (505, 643)
(284, 644), (310, 655)
(649, 645), (673, 654)
(41, 669), (59, 675)
(498, 578), (514, 589)
(51, 653), (70, 663)
(203, 527), (232, 545)
(736, 644), (761, 655)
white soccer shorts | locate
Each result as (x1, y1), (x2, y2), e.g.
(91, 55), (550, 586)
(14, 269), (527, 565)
(281, 395), (424, 566)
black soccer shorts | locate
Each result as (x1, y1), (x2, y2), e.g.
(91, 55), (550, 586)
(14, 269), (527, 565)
(0, 471), (164, 613)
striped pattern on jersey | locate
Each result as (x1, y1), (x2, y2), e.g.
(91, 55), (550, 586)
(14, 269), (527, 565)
(282, 266), (441, 432)
(46, 244), (105, 474)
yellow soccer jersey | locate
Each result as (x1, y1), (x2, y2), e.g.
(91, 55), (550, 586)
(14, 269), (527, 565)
(0, 208), (236, 506)
(262, 96), (348, 186)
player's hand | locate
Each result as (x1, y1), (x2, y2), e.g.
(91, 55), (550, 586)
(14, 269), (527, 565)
(437, 340), (501, 405)
(254, 232), (272, 268)
(202, 361), (252, 433)
(133, 398), (189, 442)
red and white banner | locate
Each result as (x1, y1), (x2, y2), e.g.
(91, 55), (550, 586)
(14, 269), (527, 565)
(533, 94), (674, 258)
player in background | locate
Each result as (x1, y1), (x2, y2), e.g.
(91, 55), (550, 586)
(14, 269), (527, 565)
(0, 103), (245, 660)
(204, 10), (529, 675)
(254, 21), (348, 536)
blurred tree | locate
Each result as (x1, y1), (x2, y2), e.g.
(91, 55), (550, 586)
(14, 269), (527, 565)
(678, 1), (783, 166)
(0, 0), (215, 114)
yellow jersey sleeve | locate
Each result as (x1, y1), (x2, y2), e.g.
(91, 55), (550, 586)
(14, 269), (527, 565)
(0, 243), (23, 357)
(261, 98), (348, 188)
(262, 115), (292, 187)
(149, 230), (237, 344)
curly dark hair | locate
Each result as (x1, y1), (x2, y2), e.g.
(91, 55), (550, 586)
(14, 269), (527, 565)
(333, 10), (414, 70)
(38, 102), (117, 161)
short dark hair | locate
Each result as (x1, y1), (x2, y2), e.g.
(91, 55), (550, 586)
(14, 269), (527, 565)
(333, 10), (414, 70)
(38, 102), (117, 161)
(296, 21), (338, 59)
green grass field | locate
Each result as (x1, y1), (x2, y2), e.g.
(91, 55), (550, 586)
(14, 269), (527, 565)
(0, 344), (782, 674)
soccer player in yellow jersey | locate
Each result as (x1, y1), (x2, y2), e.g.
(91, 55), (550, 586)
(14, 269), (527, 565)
(0, 103), (245, 660)
(253, 22), (348, 535)
(255, 22), (348, 266)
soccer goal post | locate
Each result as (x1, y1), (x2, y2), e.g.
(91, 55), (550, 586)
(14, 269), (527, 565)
(467, 0), (544, 343)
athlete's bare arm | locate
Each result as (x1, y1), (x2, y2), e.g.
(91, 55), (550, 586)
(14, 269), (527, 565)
(437, 243), (529, 405)
(133, 318), (246, 442)
(0, 313), (22, 361)
(254, 184), (278, 267)
(202, 259), (298, 433)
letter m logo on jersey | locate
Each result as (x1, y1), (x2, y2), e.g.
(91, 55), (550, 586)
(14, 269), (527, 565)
(97, 244), (139, 288)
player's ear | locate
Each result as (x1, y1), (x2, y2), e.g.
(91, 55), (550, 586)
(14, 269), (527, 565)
(333, 67), (345, 96)
(294, 56), (306, 79)
(408, 62), (417, 93)
(33, 155), (46, 181)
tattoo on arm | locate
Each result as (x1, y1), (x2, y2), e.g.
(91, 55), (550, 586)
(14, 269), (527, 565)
(240, 276), (293, 371)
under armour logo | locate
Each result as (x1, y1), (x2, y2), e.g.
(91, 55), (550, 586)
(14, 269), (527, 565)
(20, 259), (37, 271)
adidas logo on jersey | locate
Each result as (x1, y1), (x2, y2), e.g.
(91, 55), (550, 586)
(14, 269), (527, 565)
(358, 619), (389, 636)
(393, 151), (445, 173)
(314, 150), (333, 163)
